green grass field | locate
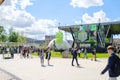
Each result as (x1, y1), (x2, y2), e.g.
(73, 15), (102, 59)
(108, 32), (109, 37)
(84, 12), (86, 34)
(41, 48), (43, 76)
(51, 52), (109, 58)
(32, 51), (109, 58)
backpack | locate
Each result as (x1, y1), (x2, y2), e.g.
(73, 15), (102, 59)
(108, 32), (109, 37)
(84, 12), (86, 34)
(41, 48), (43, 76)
(114, 55), (120, 75)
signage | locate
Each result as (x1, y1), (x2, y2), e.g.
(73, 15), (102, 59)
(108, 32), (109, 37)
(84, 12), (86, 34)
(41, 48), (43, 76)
(56, 32), (63, 43)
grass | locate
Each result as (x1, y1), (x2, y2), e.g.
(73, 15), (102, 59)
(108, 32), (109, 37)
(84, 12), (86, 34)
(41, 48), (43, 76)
(96, 53), (109, 58)
(32, 52), (39, 56)
(50, 51), (109, 58)
(32, 51), (109, 58)
(51, 51), (62, 58)
(79, 53), (109, 58)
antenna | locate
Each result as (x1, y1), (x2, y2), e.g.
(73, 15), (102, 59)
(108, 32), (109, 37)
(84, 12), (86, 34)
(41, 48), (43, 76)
(58, 22), (60, 32)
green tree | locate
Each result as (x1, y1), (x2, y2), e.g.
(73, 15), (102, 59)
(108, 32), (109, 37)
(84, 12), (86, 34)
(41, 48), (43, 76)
(0, 34), (8, 42)
(9, 27), (18, 42)
(0, 26), (5, 34)
(17, 31), (26, 43)
(0, 26), (7, 42)
(9, 31), (18, 42)
(17, 35), (26, 43)
(8, 27), (26, 43)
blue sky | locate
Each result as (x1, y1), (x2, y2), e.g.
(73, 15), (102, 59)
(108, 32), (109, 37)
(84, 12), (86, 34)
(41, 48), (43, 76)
(0, 0), (120, 40)
(25, 0), (120, 25)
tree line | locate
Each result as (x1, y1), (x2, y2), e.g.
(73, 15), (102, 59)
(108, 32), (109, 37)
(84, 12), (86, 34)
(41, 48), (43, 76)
(0, 26), (26, 43)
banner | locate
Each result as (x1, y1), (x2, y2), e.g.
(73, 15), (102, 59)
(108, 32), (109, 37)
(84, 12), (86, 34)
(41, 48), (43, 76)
(56, 32), (63, 43)
(74, 32), (78, 38)
(82, 25), (86, 30)
(79, 25), (86, 31)
(90, 24), (97, 31)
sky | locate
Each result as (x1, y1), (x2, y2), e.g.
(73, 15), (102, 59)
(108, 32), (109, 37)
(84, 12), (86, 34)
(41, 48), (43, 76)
(0, 0), (120, 40)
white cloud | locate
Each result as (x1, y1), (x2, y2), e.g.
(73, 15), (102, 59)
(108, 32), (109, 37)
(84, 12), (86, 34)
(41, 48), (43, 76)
(0, 0), (35, 28)
(23, 19), (58, 39)
(19, 0), (33, 9)
(0, 9), (35, 28)
(70, 0), (104, 8)
(1, 0), (17, 8)
(0, 0), (59, 40)
(75, 10), (110, 24)
(8, 19), (58, 40)
(2, 0), (33, 9)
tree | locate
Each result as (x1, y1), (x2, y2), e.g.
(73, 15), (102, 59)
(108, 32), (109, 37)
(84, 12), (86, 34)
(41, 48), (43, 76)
(9, 31), (19, 42)
(17, 35), (26, 43)
(9, 27), (18, 42)
(0, 34), (8, 42)
(0, 26), (7, 42)
(0, 26), (5, 34)
(8, 27), (26, 43)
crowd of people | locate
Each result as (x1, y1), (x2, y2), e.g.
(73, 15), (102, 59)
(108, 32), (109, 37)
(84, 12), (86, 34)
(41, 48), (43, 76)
(0, 45), (98, 67)
(71, 45), (120, 80)
(0, 46), (21, 59)
(70, 47), (97, 67)
(1, 45), (120, 80)
(20, 46), (52, 67)
(0, 46), (53, 67)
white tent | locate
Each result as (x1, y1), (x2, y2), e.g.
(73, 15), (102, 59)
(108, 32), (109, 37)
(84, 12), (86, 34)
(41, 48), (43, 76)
(48, 39), (70, 50)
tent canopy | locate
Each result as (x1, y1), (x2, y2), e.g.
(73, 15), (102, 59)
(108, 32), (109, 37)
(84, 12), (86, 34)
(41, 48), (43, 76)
(58, 21), (120, 34)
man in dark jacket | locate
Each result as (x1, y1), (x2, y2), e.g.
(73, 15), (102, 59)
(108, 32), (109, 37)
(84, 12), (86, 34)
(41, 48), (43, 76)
(101, 45), (119, 80)
(71, 47), (79, 67)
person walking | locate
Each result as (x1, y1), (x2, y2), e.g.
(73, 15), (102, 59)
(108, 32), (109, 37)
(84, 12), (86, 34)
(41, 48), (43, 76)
(10, 47), (14, 59)
(91, 48), (96, 61)
(101, 45), (120, 80)
(45, 48), (51, 66)
(29, 47), (33, 58)
(77, 48), (81, 57)
(39, 48), (45, 67)
(71, 47), (79, 67)
(1, 47), (5, 59)
(83, 48), (88, 59)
